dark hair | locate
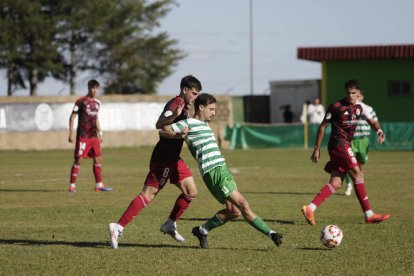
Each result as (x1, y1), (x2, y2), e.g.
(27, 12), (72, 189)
(88, 79), (100, 88)
(344, 79), (361, 91)
(195, 93), (216, 111)
(180, 75), (202, 92)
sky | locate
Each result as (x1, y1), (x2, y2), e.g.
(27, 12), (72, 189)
(1, 0), (414, 96)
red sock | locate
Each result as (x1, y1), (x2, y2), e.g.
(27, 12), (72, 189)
(93, 163), (102, 183)
(311, 183), (336, 207)
(70, 164), (80, 184)
(169, 193), (193, 221)
(118, 193), (149, 227)
(354, 179), (371, 212)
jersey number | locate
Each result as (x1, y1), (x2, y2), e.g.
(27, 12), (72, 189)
(78, 142), (86, 155)
(159, 167), (170, 187)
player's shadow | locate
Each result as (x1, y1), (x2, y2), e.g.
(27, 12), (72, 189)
(181, 218), (295, 225)
(0, 189), (60, 193)
(243, 191), (316, 196)
(297, 247), (332, 251)
(0, 238), (200, 249)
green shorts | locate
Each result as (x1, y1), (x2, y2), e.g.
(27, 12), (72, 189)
(351, 136), (370, 164)
(202, 165), (237, 204)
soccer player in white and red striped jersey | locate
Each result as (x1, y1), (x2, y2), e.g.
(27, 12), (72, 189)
(302, 79), (390, 225)
(108, 75), (201, 249)
(68, 79), (112, 193)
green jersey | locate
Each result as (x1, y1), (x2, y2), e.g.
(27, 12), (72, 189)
(354, 102), (378, 138)
(171, 118), (226, 175)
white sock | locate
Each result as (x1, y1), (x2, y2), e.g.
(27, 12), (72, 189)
(70, 183), (76, 187)
(309, 203), (317, 212)
(365, 210), (374, 218)
(268, 230), (275, 238)
(199, 225), (209, 235)
(116, 224), (124, 232)
(96, 182), (103, 188)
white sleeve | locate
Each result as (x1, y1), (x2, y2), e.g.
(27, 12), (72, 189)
(171, 120), (188, 133)
(360, 102), (373, 120)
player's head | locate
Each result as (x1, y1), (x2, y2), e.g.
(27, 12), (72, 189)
(357, 89), (365, 102)
(344, 79), (361, 104)
(194, 93), (216, 122)
(180, 75), (202, 105)
(88, 79), (100, 89)
(87, 79), (100, 98)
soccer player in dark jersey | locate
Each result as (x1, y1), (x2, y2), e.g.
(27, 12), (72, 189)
(68, 79), (112, 192)
(301, 79), (390, 225)
(108, 75), (201, 249)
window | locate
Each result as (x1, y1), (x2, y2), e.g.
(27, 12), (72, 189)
(388, 80), (411, 97)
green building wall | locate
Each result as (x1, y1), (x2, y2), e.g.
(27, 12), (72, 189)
(325, 59), (414, 122)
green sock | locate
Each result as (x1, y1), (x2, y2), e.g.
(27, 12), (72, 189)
(344, 174), (352, 185)
(250, 216), (271, 236)
(203, 214), (225, 232)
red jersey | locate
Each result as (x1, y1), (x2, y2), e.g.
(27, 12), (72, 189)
(73, 96), (101, 138)
(325, 98), (363, 148)
(150, 96), (189, 163)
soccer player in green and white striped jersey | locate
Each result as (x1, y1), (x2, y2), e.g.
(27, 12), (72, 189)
(344, 90), (381, 196)
(160, 93), (283, 249)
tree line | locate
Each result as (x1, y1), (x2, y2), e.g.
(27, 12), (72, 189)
(0, 0), (184, 96)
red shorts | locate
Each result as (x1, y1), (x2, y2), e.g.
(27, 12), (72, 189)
(324, 143), (358, 174)
(74, 136), (101, 158)
(144, 159), (192, 189)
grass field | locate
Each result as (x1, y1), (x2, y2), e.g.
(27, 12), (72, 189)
(0, 147), (413, 275)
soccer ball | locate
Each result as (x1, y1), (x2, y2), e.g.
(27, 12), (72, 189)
(320, 225), (343, 248)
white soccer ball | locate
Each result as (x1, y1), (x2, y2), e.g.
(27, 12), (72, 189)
(320, 225), (343, 248)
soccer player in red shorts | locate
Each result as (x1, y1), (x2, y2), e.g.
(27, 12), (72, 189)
(301, 79), (390, 225)
(108, 75), (201, 249)
(68, 79), (112, 193)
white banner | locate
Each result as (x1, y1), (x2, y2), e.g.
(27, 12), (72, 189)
(0, 102), (164, 132)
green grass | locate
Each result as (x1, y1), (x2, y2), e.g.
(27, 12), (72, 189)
(0, 147), (413, 275)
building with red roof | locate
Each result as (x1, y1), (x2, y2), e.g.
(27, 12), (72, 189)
(298, 44), (414, 121)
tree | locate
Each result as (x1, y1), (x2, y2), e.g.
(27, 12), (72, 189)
(54, 0), (112, 95)
(0, 0), (184, 96)
(0, 1), (26, 95)
(0, 0), (65, 96)
(95, 0), (185, 94)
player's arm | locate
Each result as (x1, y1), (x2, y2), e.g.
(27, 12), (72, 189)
(366, 117), (385, 144)
(159, 125), (189, 140)
(310, 120), (329, 163)
(155, 101), (185, 129)
(68, 112), (77, 143)
(362, 104), (385, 144)
(96, 118), (103, 143)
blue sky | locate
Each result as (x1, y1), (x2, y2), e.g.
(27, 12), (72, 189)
(2, 0), (413, 96)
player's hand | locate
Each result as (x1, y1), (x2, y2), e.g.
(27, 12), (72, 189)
(310, 149), (320, 163)
(377, 130), (385, 144)
(68, 134), (74, 143)
(174, 101), (185, 117)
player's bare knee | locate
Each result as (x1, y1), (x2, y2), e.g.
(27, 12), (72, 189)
(354, 178), (364, 185)
(182, 192), (196, 202)
(331, 182), (342, 189)
(231, 208), (242, 218)
(141, 187), (158, 202)
(237, 199), (251, 214)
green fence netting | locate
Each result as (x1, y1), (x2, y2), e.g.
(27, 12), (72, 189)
(224, 123), (414, 150)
